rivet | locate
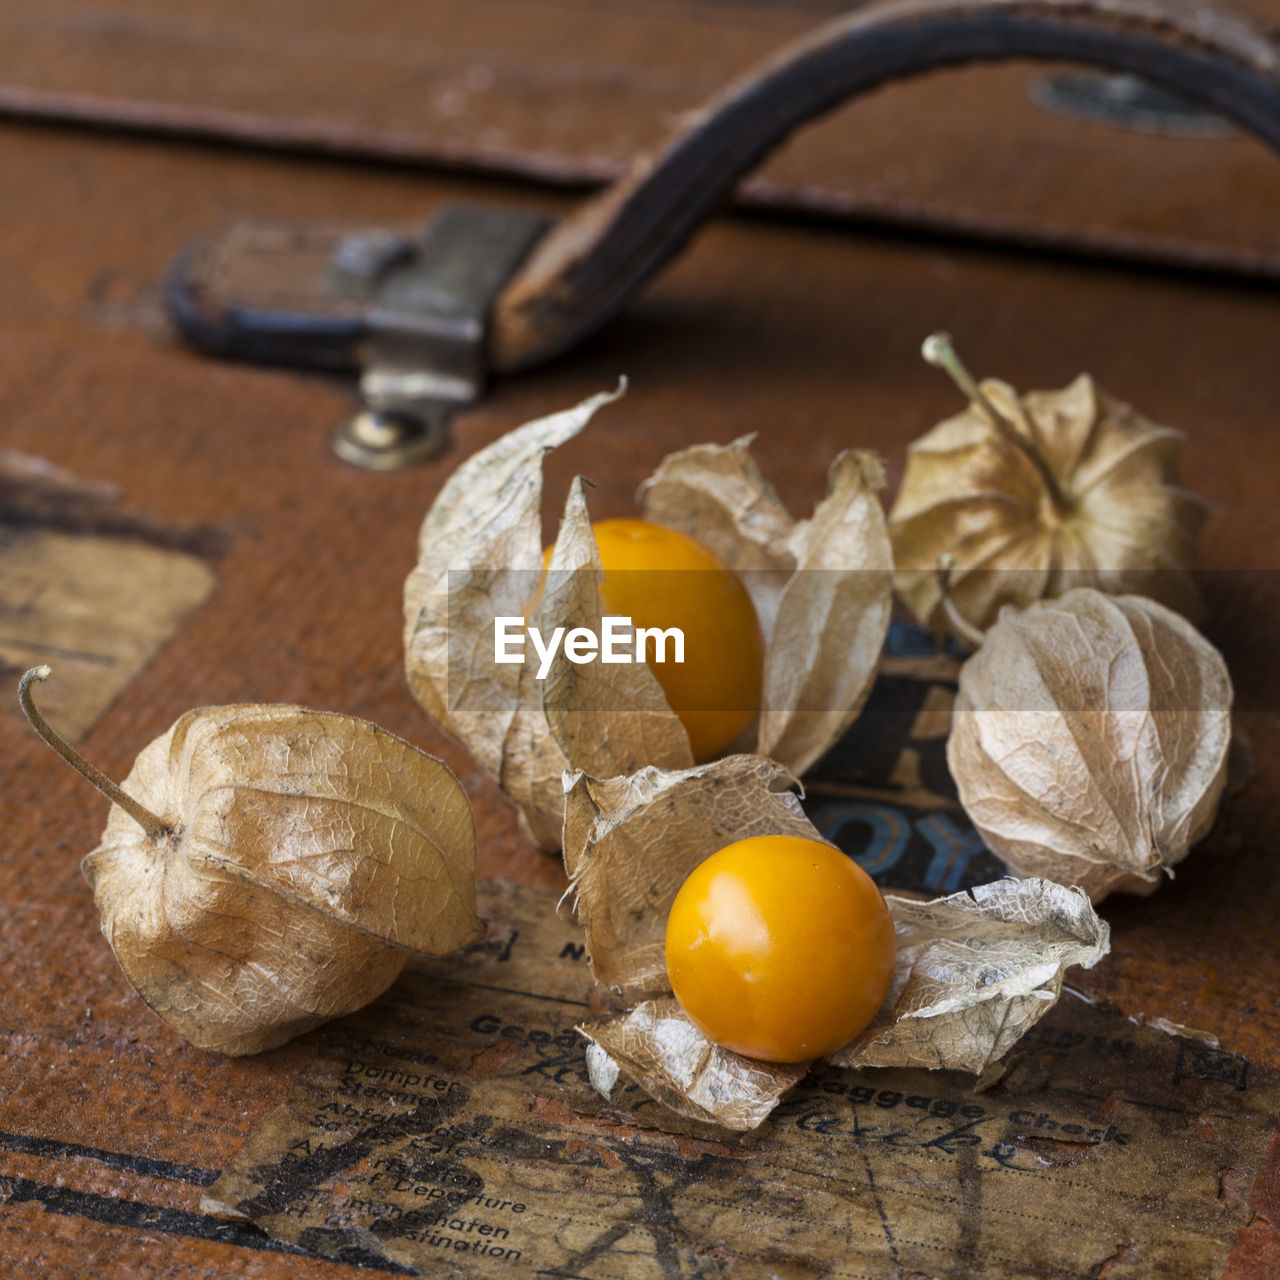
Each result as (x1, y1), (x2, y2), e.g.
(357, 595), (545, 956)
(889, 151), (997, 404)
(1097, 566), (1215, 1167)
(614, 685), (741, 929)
(331, 407), (450, 470)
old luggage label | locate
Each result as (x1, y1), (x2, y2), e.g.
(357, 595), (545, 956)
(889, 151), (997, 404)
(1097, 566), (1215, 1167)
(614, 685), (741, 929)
(204, 880), (1280, 1279)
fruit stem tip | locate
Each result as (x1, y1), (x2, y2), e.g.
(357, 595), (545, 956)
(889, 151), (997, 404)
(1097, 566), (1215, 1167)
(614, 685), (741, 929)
(919, 331), (1069, 515)
(921, 333), (954, 368)
(18, 665), (171, 841)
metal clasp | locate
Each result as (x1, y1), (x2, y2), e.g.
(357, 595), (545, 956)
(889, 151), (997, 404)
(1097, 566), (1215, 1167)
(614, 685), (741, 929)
(329, 205), (550, 469)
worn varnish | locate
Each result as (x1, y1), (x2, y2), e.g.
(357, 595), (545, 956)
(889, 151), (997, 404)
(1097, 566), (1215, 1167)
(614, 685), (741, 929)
(0, 101), (1277, 1276)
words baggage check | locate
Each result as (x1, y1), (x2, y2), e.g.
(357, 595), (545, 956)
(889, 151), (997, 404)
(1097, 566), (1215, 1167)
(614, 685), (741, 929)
(206, 881), (1278, 1279)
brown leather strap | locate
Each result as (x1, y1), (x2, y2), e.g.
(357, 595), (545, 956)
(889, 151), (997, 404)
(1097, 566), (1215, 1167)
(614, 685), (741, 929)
(489, 0), (1280, 373)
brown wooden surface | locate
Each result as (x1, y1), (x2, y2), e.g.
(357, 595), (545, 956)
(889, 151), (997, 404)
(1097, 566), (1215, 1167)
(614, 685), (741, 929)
(1, 0), (1280, 278)
(0, 105), (1278, 1274)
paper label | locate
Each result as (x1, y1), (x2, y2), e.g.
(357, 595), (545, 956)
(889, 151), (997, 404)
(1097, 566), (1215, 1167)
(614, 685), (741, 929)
(206, 881), (1277, 1279)
(1, 516), (215, 741)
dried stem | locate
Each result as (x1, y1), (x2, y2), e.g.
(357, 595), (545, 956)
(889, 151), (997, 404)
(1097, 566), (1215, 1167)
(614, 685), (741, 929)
(18, 666), (170, 839)
(934, 558), (987, 652)
(922, 333), (1069, 515)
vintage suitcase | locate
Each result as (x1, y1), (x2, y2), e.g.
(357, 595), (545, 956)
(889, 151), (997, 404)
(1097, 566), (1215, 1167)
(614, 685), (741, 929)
(2, 1), (1279, 1277)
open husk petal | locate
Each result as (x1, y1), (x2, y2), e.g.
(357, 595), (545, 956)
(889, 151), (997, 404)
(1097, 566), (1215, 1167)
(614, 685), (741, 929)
(82, 706), (484, 1055)
(827, 879), (1109, 1072)
(498, 676), (571, 851)
(758, 451), (893, 772)
(541, 478), (694, 778)
(642, 441), (893, 775)
(404, 387), (624, 779)
(563, 756), (813, 997)
(564, 756), (1109, 1128)
(407, 395), (892, 847)
(640, 435), (796, 636)
(582, 999), (808, 1131)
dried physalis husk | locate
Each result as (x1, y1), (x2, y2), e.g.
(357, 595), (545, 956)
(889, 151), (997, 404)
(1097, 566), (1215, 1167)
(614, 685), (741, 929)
(947, 589), (1232, 902)
(403, 387), (892, 848)
(890, 334), (1204, 640)
(564, 756), (1108, 1130)
(642, 437), (892, 772)
(20, 667), (484, 1055)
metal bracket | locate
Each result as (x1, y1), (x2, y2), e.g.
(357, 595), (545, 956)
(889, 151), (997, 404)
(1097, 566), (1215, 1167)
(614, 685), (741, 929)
(164, 203), (550, 470)
(330, 205), (551, 468)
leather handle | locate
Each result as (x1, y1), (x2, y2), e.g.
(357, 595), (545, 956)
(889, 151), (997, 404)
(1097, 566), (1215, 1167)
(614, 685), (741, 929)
(489, 0), (1280, 374)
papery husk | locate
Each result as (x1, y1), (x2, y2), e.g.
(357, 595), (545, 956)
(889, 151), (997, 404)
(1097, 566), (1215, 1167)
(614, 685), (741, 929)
(644, 440), (894, 775)
(640, 435), (795, 636)
(889, 369), (1204, 638)
(405, 400), (892, 848)
(83, 705), (485, 1055)
(757, 451), (893, 771)
(403, 388), (624, 784)
(540, 478), (694, 781)
(947, 589), (1232, 902)
(563, 755), (814, 998)
(565, 757), (1109, 1130)
(827, 878), (1108, 1072)
(403, 386), (641, 849)
(583, 999), (808, 1130)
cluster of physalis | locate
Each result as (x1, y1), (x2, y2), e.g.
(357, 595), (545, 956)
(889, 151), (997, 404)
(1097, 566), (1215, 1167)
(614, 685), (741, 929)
(23, 334), (1228, 1129)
